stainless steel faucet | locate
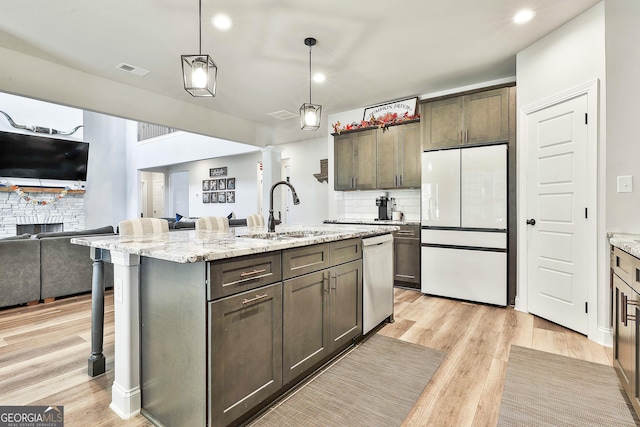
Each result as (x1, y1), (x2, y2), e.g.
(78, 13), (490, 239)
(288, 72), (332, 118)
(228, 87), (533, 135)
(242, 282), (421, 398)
(268, 180), (300, 232)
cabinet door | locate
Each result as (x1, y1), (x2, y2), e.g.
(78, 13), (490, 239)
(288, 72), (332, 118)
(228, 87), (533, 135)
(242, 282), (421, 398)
(283, 271), (330, 384)
(376, 126), (398, 189)
(208, 283), (283, 427)
(463, 88), (509, 144)
(394, 238), (420, 286)
(329, 260), (362, 351)
(354, 130), (377, 189)
(614, 274), (635, 396)
(334, 134), (355, 190)
(398, 122), (421, 187)
(422, 97), (463, 149)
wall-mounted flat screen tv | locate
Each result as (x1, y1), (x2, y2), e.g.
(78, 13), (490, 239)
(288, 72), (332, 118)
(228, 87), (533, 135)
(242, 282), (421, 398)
(0, 130), (89, 181)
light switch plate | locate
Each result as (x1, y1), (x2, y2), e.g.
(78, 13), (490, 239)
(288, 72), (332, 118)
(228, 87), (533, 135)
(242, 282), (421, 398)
(617, 175), (633, 193)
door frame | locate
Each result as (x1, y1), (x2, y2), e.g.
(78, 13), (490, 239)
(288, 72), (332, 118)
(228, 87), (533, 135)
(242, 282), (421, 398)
(517, 79), (600, 341)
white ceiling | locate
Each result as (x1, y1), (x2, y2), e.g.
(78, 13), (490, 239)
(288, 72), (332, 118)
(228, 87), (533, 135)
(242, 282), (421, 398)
(0, 0), (600, 145)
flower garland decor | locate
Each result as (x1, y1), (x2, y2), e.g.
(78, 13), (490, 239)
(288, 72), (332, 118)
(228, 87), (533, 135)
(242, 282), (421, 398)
(332, 111), (420, 134)
(0, 179), (77, 206)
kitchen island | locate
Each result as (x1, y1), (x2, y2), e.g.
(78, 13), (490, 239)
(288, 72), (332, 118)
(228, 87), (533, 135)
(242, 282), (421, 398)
(72, 223), (397, 427)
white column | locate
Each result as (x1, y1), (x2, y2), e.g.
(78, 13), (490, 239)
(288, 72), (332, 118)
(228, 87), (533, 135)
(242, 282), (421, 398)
(108, 251), (142, 419)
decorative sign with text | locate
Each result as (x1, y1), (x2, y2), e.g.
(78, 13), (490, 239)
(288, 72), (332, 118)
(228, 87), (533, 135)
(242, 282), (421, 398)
(363, 97), (417, 121)
(209, 167), (227, 177)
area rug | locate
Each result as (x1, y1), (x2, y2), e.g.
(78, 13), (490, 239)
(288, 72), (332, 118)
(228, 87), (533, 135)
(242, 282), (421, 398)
(250, 334), (445, 427)
(498, 345), (640, 426)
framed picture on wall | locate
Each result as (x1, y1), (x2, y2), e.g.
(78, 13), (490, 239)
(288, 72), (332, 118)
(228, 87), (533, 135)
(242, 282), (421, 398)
(218, 179), (226, 191)
(202, 192), (210, 203)
(202, 180), (210, 191)
(210, 179), (217, 191)
(217, 192), (226, 203)
(227, 178), (235, 190)
(226, 191), (235, 203)
(211, 192), (218, 203)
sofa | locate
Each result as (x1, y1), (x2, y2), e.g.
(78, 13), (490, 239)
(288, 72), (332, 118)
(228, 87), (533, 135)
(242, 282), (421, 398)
(0, 226), (115, 309)
(163, 217), (249, 229)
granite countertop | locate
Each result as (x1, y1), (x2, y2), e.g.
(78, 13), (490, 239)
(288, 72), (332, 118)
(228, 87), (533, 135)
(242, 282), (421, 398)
(608, 233), (640, 258)
(71, 224), (398, 264)
(324, 219), (421, 226)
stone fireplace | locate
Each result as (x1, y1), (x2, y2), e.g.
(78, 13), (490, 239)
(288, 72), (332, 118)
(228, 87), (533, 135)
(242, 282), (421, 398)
(0, 189), (85, 238)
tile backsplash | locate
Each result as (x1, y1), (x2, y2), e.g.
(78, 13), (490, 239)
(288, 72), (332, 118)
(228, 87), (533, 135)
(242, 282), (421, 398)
(335, 189), (420, 222)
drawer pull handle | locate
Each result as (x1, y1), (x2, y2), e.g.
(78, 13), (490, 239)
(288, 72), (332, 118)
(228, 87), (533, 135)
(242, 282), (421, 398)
(240, 268), (267, 278)
(242, 294), (268, 306)
(396, 231), (414, 235)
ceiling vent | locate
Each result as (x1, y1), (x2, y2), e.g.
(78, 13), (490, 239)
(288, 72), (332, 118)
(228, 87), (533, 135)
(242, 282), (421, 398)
(267, 110), (298, 121)
(116, 63), (150, 76)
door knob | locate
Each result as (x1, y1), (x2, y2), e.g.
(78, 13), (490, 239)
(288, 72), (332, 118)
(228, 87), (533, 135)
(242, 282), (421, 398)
(526, 219), (536, 226)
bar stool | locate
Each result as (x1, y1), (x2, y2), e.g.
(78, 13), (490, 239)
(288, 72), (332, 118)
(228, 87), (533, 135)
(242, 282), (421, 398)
(246, 214), (265, 227)
(196, 216), (230, 231)
(118, 218), (169, 236)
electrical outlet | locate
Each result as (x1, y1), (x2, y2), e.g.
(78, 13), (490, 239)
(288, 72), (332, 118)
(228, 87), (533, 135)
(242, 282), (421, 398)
(617, 175), (633, 193)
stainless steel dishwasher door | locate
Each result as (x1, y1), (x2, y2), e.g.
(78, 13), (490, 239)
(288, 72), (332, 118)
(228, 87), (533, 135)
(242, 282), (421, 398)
(362, 233), (394, 334)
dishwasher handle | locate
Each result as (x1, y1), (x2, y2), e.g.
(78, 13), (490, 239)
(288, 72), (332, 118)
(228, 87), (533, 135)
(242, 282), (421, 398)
(362, 234), (393, 247)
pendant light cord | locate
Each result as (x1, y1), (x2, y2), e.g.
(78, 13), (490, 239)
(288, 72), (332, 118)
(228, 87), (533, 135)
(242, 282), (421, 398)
(308, 45), (312, 104)
(198, 0), (202, 55)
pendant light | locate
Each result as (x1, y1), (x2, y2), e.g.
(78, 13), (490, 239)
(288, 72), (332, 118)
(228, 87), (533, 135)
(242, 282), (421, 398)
(300, 37), (322, 131)
(181, 0), (217, 97)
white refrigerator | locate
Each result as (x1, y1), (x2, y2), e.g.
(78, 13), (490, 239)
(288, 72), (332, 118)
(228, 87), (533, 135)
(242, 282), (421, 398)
(421, 144), (507, 306)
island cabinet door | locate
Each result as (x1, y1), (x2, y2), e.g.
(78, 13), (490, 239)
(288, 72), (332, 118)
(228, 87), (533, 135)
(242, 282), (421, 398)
(283, 270), (330, 385)
(208, 282), (283, 427)
(614, 274), (635, 397)
(329, 260), (363, 351)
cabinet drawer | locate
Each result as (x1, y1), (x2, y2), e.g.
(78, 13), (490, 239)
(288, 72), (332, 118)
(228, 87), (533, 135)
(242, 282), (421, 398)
(329, 238), (362, 266)
(208, 252), (282, 300)
(393, 225), (420, 239)
(614, 247), (635, 285)
(283, 243), (330, 280)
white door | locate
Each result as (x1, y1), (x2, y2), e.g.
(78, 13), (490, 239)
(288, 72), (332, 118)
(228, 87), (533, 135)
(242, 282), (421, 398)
(140, 181), (148, 218)
(152, 178), (165, 218)
(169, 171), (189, 217)
(527, 94), (588, 334)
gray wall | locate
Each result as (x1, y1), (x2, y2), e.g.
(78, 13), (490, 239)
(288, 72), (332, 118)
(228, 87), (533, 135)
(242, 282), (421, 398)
(605, 0), (640, 233)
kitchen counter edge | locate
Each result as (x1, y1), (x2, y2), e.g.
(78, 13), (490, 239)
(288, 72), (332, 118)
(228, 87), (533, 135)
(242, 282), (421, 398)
(608, 232), (640, 259)
(71, 224), (399, 264)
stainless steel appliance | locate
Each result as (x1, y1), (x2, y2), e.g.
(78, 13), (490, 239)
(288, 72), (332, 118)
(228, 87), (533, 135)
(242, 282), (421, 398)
(375, 192), (391, 220)
(362, 233), (394, 334)
(421, 144), (507, 306)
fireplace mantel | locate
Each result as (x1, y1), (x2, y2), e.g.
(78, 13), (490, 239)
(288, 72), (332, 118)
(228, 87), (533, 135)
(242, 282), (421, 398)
(0, 186), (85, 194)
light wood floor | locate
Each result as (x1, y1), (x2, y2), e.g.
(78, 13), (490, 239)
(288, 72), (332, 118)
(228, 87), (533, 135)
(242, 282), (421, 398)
(0, 288), (613, 427)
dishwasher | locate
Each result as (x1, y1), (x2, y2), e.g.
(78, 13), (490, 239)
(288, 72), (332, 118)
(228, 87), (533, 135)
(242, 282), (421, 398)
(362, 233), (394, 334)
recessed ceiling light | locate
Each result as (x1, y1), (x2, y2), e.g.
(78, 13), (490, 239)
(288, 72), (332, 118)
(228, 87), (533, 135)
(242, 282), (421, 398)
(212, 13), (232, 30)
(513, 9), (536, 24)
(313, 73), (325, 83)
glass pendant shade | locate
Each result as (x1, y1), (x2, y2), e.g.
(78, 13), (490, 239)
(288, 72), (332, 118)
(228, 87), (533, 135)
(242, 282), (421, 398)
(182, 54), (217, 97)
(300, 37), (321, 131)
(300, 103), (322, 131)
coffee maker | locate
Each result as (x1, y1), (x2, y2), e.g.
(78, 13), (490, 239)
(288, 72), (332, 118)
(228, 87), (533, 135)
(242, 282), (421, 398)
(375, 193), (391, 220)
